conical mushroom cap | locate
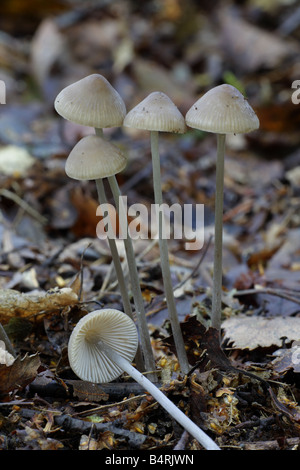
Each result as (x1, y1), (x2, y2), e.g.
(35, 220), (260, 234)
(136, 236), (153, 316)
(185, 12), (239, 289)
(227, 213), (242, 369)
(54, 74), (126, 128)
(185, 84), (259, 135)
(68, 309), (138, 383)
(65, 135), (127, 180)
(123, 91), (186, 134)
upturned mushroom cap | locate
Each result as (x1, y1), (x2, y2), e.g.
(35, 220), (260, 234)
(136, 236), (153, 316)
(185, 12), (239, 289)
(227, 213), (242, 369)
(68, 309), (138, 383)
(54, 74), (126, 128)
(123, 91), (186, 134)
(65, 134), (127, 180)
(185, 84), (259, 135)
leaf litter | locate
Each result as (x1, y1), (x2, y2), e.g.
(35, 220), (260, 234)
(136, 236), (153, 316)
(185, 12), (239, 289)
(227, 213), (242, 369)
(0, 0), (300, 451)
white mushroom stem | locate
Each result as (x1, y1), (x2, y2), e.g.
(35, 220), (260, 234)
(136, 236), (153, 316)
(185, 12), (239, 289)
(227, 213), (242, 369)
(150, 131), (190, 375)
(95, 178), (133, 320)
(94, 339), (220, 450)
(211, 134), (226, 331)
(95, 178), (145, 372)
(107, 174), (157, 381)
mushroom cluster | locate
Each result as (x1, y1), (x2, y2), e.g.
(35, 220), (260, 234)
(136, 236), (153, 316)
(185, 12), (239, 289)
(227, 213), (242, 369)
(54, 74), (259, 449)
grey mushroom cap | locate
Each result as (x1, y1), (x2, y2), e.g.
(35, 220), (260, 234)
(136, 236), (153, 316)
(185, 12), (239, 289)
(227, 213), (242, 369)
(65, 134), (127, 181)
(68, 309), (139, 383)
(123, 91), (186, 134)
(185, 84), (259, 135)
(54, 74), (126, 128)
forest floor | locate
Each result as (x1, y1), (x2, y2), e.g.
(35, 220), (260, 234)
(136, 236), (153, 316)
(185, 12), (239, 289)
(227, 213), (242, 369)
(0, 0), (300, 451)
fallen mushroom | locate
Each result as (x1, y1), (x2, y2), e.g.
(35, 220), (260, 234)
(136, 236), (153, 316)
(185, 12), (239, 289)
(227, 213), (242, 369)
(123, 92), (190, 375)
(185, 84), (259, 331)
(68, 309), (220, 450)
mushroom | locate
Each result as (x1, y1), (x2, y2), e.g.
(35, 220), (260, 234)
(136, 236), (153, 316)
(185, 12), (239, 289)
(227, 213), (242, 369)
(68, 308), (220, 450)
(54, 74), (126, 132)
(185, 84), (259, 331)
(65, 134), (155, 376)
(123, 92), (190, 375)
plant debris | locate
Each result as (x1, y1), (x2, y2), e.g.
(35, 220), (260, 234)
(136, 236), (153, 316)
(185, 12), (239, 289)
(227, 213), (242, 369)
(0, 0), (300, 452)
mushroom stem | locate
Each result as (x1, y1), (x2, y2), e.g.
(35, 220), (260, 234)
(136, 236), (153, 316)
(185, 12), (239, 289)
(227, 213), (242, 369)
(107, 175), (157, 381)
(95, 128), (103, 137)
(95, 178), (132, 317)
(211, 134), (226, 331)
(95, 339), (220, 450)
(150, 131), (190, 375)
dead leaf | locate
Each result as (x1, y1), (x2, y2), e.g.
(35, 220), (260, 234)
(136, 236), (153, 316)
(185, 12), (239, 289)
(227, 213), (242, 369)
(70, 187), (101, 238)
(218, 9), (300, 73)
(222, 315), (300, 350)
(272, 340), (300, 374)
(164, 315), (233, 369)
(175, 318), (300, 426)
(0, 353), (41, 395)
(0, 286), (78, 321)
(30, 18), (66, 88)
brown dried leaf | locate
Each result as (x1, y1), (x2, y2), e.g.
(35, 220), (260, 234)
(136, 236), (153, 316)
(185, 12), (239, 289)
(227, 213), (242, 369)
(0, 353), (41, 395)
(164, 315), (232, 370)
(70, 187), (101, 238)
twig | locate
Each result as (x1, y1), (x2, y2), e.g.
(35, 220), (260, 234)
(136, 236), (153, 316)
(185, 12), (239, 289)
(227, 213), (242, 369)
(20, 408), (147, 448)
(233, 286), (300, 305)
(74, 393), (147, 418)
(173, 430), (189, 450)
(240, 437), (300, 451)
(0, 188), (47, 225)
(173, 235), (212, 292)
